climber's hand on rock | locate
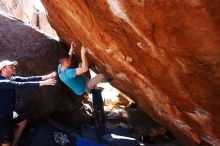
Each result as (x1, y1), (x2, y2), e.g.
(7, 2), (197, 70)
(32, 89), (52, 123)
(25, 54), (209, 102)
(81, 46), (87, 55)
(71, 42), (76, 49)
(69, 42), (76, 55)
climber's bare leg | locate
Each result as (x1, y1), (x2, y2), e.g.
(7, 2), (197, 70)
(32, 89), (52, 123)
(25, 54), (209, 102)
(87, 74), (106, 93)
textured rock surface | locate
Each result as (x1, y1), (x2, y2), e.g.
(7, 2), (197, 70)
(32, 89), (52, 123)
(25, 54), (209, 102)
(0, 13), (87, 125)
(41, 0), (220, 145)
(0, 0), (57, 38)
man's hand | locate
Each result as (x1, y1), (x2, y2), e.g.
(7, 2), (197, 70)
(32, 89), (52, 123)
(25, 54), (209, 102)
(71, 42), (76, 48)
(45, 78), (56, 85)
(40, 78), (57, 86)
(49, 71), (57, 78)
(69, 42), (76, 56)
(42, 71), (57, 80)
(81, 46), (87, 55)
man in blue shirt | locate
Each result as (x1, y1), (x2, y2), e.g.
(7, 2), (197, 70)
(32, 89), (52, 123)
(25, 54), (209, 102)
(58, 43), (110, 141)
(58, 43), (106, 96)
(0, 60), (57, 146)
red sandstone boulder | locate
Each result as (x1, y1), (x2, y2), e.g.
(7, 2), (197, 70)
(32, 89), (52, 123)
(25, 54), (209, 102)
(40, 0), (220, 145)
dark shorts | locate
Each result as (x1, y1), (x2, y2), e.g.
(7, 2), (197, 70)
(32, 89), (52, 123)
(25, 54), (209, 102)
(0, 115), (24, 144)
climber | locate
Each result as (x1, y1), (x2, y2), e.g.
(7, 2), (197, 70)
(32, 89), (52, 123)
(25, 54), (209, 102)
(0, 60), (57, 146)
(58, 42), (106, 97)
(58, 42), (108, 139)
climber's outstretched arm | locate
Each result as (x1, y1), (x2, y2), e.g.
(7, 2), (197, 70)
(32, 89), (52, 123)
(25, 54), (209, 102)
(68, 42), (76, 58)
(76, 46), (89, 75)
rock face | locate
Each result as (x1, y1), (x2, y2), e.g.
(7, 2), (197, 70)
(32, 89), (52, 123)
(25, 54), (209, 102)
(41, 0), (220, 145)
(0, 0), (57, 38)
(0, 13), (87, 125)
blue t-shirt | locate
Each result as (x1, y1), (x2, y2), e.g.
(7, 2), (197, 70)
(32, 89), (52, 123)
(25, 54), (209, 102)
(58, 64), (87, 96)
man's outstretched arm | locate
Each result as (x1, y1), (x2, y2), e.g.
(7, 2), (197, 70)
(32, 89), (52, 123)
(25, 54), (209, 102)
(41, 71), (57, 80)
(0, 78), (56, 89)
(76, 46), (89, 75)
(68, 42), (76, 59)
(12, 71), (57, 82)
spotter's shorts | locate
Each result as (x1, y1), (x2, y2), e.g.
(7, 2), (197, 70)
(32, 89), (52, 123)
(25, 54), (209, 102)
(0, 112), (24, 144)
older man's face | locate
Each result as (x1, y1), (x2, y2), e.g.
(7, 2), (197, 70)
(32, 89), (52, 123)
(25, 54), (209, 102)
(3, 65), (16, 77)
